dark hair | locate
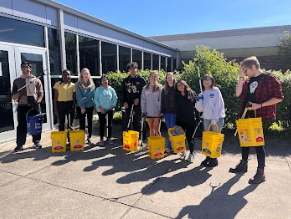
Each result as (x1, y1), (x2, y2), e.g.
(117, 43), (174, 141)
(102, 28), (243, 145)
(126, 62), (138, 71)
(60, 69), (71, 85)
(100, 74), (110, 85)
(21, 61), (32, 68)
(202, 74), (215, 90)
(176, 80), (196, 102)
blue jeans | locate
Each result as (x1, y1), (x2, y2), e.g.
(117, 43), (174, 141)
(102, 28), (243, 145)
(203, 118), (224, 133)
(164, 114), (176, 149)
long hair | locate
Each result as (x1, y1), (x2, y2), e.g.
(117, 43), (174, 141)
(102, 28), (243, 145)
(176, 80), (196, 102)
(145, 70), (160, 92)
(78, 68), (94, 90)
(163, 72), (177, 94)
(202, 74), (215, 91)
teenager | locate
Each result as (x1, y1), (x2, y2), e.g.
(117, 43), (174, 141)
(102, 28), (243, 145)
(195, 74), (225, 167)
(53, 70), (76, 131)
(160, 72), (177, 153)
(76, 68), (95, 144)
(94, 75), (117, 146)
(12, 61), (44, 152)
(229, 56), (284, 184)
(176, 80), (197, 162)
(141, 71), (162, 137)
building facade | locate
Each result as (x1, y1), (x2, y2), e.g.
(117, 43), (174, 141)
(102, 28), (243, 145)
(0, 0), (178, 142)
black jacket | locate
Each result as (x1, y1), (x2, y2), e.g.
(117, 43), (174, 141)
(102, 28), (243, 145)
(176, 93), (196, 125)
(161, 86), (176, 114)
(122, 74), (146, 106)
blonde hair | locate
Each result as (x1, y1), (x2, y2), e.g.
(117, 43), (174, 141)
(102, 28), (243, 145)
(241, 56), (260, 69)
(78, 68), (94, 90)
(145, 70), (160, 92)
(163, 72), (176, 94)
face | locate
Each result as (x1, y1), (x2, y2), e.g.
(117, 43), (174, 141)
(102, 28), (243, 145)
(243, 65), (255, 77)
(101, 77), (108, 87)
(150, 72), (158, 83)
(21, 64), (31, 75)
(166, 74), (174, 84)
(82, 70), (89, 80)
(177, 82), (185, 92)
(129, 67), (137, 76)
(203, 77), (213, 89)
(62, 71), (71, 83)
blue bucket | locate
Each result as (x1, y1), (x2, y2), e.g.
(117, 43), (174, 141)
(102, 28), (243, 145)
(27, 115), (43, 135)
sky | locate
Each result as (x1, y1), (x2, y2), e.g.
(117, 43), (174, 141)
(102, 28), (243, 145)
(55, 0), (291, 37)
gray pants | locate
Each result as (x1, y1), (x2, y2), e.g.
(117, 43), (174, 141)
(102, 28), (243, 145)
(203, 118), (224, 133)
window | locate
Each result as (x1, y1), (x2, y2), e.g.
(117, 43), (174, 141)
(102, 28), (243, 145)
(132, 49), (142, 70)
(101, 42), (117, 74)
(153, 54), (159, 70)
(161, 56), (166, 71)
(167, 58), (172, 72)
(173, 58), (177, 71)
(144, 52), (151, 70)
(119, 46), (131, 72)
(65, 32), (77, 75)
(0, 16), (44, 47)
(48, 28), (61, 75)
(79, 36), (100, 76)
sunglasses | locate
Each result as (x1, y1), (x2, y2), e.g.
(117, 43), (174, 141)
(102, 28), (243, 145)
(21, 66), (30, 69)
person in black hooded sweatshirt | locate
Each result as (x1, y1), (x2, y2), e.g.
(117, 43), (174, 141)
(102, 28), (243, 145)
(176, 80), (197, 162)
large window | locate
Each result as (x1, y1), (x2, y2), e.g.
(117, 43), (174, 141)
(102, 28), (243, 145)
(119, 46), (131, 72)
(101, 42), (117, 74)
(167, 58), (172, 72)
(153, 54), (159, 70)
(144, 52), (151, 70)
(173, 58), (177, 71)
(161, 56), (166, 71)
(48, 28), (61, 75)
(132, 49), (142, 70)
(0, 16), (44, 47)
(65, 32), (77, 75)
(79, 36), (100, 76)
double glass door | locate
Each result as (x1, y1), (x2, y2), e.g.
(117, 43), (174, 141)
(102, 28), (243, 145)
(0, 43), (52, 142)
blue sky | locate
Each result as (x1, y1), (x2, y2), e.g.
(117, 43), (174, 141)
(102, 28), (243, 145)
(56, 0), (291, 36)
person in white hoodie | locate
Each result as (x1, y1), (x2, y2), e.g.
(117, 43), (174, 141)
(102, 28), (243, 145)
(195, 74), (225, 167)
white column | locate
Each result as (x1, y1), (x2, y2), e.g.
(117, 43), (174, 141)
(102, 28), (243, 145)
(158, 55), (161, 71)
(141, 51), (144, 70)
(76, 35), (80, 75)
(150, 53), (153, 70)
(130, 48), (133, 63)
(58, 9), (66, 70)
(117, 44), (120, 72)
(99, 40), (102, 76)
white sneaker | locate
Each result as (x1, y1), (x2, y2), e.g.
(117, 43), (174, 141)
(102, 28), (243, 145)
(97, 140), (104, 146)
(188, 153), (195, 162)
(180, 151), (187, 160)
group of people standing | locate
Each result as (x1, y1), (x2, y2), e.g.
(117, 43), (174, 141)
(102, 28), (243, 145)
(11, 56), (284, 185)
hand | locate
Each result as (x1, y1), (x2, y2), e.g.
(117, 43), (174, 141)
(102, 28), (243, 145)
(12, 92), (20, 100)
(81, 108), (85, 114)
(124, 102), (128, 109)
(134, 98), (139, 106)
(239, 66), (245, 78)
(248, 102), (261, 111)
(111, 106), (115, 110)
(100, 108), (106, 114)
(142, 112), (146, 117)
(160, 113), (164, 118)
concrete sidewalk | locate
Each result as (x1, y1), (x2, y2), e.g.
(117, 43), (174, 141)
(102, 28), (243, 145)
(0, 127), (290, 219)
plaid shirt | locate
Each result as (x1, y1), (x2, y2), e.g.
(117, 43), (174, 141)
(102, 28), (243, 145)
(239, 73), (284, 121)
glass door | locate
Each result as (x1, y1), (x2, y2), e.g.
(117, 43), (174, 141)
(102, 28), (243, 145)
(14, 46), (52, 132)
(0, 44), (17, 142)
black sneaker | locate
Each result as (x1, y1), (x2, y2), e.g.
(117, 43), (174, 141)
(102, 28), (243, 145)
(200, 156), (211, 166)
(206, 158), (218, 167)
(229, 159), (248, 173)
(14, 145), (23, 152)
(34, 143), (42, 149)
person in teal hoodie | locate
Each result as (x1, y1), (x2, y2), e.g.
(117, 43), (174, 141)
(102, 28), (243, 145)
(94, 75), (118, 146)
(76, 68), (95, 144)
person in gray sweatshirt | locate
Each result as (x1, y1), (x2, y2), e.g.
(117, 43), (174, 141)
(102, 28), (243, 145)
(195, 74), (225, 167)
(141, 71), (162, 137)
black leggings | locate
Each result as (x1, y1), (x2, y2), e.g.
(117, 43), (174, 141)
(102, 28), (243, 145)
(76, 106), (94, 138)
(179, 122), (195, 153)
(57, 101), (74, 131)
(97, 110), (113, 140)
(241, 146), (265, 168)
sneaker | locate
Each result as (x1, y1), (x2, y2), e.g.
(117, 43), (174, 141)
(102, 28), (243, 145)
(97, 140), (104, 146)
(107, 139), (113, 145)
(200, 156), (211, 166)
(180, 151), (187, 160)
(165, 148), (173, 153)
(34, 143), (42, 149)
(206, 158), (218, 167)
(249, 168), (265, 184)
(86, 138), (92, 145)
(229, 159), (248, 173)
(14, 145), (23, 152)
(187, 153), (195, 162)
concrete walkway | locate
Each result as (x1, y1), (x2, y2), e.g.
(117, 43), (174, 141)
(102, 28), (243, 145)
(0, 127), (290, 219)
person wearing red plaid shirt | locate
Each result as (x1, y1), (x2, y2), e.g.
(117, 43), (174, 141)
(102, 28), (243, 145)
(229, 56), (284, 184)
